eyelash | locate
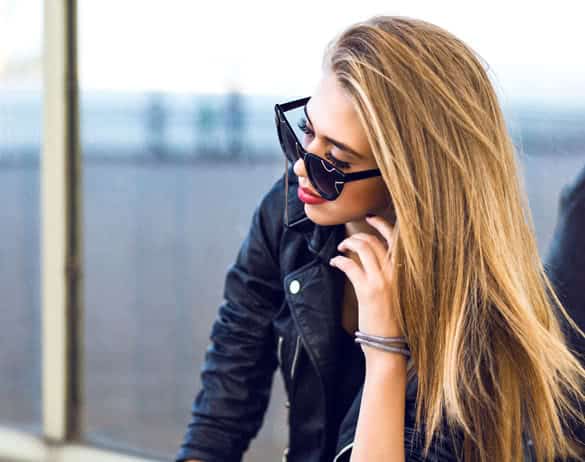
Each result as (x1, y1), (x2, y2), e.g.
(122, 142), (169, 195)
(297, 118), (352, 170)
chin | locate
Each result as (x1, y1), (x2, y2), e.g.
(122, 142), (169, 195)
(304, 204), (351, 226)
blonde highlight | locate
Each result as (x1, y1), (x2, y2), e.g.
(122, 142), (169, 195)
(324, 15), (585, 462)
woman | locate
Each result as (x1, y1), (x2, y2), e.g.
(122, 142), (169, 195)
(176, 16), (585, 462)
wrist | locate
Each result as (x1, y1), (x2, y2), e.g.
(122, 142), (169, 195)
(363, 346), (408, 375)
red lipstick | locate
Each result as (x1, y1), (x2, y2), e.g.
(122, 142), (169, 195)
(298, 186), (327, 204)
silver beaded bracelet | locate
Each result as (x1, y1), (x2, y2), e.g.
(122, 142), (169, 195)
(355, 337), (410, 359)
(354, 338), (411, 358)
(354, 330), (409, 346)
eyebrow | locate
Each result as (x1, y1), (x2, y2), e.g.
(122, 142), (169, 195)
(303, 104), (366, 161)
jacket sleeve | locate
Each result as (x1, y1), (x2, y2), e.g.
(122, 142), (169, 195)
(544, 163), (585, 462)
(544, 163), (585, 361)
(175, 178), (286, 462)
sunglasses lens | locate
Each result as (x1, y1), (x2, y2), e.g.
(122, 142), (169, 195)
(281, 123), (299, 163)
(275, 112), (284, 147)
(281, 104), (313, 162)
(276, 101), (345, 201)
(306, 155), (343, 199)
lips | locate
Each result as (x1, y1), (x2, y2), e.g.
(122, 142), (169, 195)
(298, 186), (326, 204)
(300, 186), (320, 198)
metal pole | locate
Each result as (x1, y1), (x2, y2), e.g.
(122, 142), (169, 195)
(42, 0), (83, 444)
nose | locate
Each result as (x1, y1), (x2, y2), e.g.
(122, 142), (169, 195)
(292, 157), (307, 178)
(293, 134), (329, 178)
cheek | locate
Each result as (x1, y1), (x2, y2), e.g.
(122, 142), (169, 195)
(341, 180), (388, 209)
(302, 180), (391, 226)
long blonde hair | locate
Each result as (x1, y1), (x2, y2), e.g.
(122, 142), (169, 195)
(324, 15), (585, 462)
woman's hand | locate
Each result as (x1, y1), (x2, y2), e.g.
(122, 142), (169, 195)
(329, 215), (407, 461)
(329, 215), (403, 340)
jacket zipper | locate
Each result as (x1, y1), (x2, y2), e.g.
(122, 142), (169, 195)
(278, 334), (301, 380)
(333, 441), (354, 461)
(277, 335), (284, 365)
(290, 335), (301, 380)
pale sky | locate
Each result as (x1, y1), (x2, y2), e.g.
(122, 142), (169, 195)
(1, 0), (584, 104)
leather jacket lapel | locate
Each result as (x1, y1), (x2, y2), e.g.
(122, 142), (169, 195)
(284, 220), (347, 385)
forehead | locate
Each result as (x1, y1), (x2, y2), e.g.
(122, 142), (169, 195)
(306, 72), (371, 158)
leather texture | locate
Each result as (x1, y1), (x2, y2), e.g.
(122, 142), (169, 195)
(176, 163), (585, 462)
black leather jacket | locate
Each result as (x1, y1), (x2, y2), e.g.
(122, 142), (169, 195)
(544, 164), (585, 462)
(176, 163), (585, 462)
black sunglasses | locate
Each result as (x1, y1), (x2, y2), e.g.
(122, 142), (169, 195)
(274, 96), (382, 201)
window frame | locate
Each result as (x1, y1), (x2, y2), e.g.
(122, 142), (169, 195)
(0, 1), (159, 461)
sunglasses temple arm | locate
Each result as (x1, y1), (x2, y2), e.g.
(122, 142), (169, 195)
(278, 96), (310, 112)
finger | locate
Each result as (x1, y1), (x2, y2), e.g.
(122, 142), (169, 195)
(366, 215), (396, 245)
(329, 255), (366, 287)
(349, 232), (388, 269)
(337, 236), (381, 275)
(365, 216), (397, 267)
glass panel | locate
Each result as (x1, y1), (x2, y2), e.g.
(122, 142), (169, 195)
(78, 2), (585, 461)
(79, 2), (287, 460)
(505, 103), (585, 254)
(0, 0), (43, 431)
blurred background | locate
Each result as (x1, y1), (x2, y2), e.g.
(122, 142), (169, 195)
(1, 0), (584, 461)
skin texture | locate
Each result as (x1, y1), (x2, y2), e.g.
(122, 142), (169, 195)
(298, 71), (407, 461)
(294, 71), (396, 238)
(185, 71), (406, 462)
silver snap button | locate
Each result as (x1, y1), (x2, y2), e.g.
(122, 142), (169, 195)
(285, 400), (290, 409)
(289, 279), (300, 294)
